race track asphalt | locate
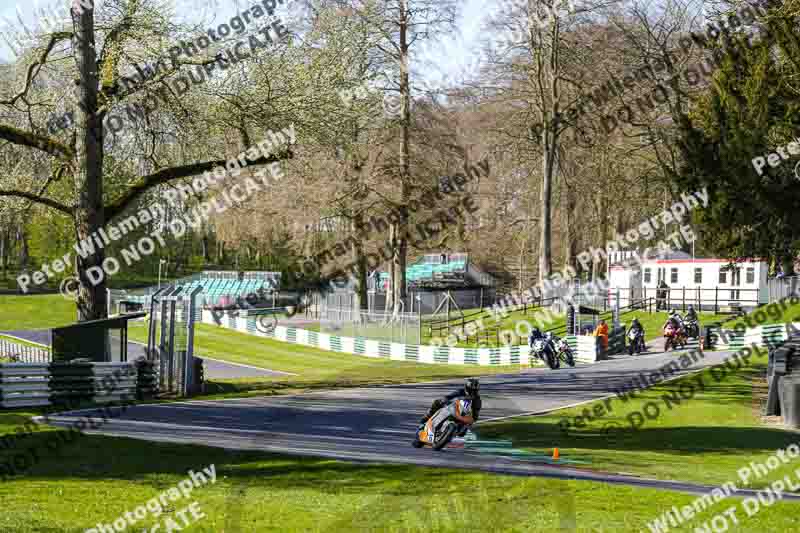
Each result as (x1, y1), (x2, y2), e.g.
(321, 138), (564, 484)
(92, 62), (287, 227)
(41, 342), (796, 498)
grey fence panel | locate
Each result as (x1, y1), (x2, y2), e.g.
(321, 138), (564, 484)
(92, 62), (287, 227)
(769, 276), (800, 303)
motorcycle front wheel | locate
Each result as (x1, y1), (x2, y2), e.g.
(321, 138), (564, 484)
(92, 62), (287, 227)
(546, 350), (559, 369)
(432, 421), (458, 451)
(564, 349), (575, 367)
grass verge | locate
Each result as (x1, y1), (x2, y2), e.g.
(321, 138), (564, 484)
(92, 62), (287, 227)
(1, 408), (799, 532)
(478, 345), (800, 489)
(126, 321), (519, 398)
(0, 295), (76, 331)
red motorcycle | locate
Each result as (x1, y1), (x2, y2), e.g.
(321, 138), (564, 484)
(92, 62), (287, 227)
(663, 323), (687, 351)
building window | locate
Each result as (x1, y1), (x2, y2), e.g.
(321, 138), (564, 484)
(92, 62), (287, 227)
(694, 268), (702, 284)
(670, 268), (678, 284)
(644, 268), (651, 283)
(719, 271), (727, 284)
(746, 267), (755, 284)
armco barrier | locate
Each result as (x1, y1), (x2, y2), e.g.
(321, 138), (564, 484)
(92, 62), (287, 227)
(0, 362), (138, 409)
(566, 336), (598, 363)
(711, 322), (800, 351)
(203, 310), (599, 366)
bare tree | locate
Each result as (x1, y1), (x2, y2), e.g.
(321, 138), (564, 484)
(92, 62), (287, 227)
(0, 1), (292, 320)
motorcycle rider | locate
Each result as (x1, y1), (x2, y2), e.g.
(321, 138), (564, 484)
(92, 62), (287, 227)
(627, 317), (645, 351)
(628, 317), (645, 338)
(529, 327), (544, 350)
(664, 309), (683, 330)
(419, 377), (482, 428)
(544, 331), (556, 348)
(684, 305), (699, 336)
(537, 331), (554, 355)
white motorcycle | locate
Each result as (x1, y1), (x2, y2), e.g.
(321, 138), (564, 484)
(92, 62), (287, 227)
(413, 398), (473, 451)
(628, 329), (645, 355)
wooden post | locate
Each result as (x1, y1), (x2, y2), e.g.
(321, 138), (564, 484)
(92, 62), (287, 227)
(715, 287), (718, 313)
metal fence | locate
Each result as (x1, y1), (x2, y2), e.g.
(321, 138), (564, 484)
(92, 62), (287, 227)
(613, 286), (761, 312)
(319, 306), (422, 345)
(541, 279), (610, 311)
(0, 337), (51, 363)
(768, 276), (800, 303)
(146, 286), (202, 396)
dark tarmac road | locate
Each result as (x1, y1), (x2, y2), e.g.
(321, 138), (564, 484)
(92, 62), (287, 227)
(41, 344), (794, 498)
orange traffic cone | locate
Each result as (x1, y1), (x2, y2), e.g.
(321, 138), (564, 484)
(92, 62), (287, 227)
(552, 447), (559, 461)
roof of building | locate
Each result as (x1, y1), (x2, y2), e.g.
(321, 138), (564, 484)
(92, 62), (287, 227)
(607, 249), (690, 267)
(610, 250), (767, 268)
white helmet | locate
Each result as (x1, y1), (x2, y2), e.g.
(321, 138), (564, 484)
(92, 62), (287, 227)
(545, 332), (553, 339)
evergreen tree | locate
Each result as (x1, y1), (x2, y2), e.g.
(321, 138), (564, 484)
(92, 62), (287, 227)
(674, 6), (800, 273)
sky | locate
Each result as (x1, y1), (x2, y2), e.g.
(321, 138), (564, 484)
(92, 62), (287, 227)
(0, 0), (489, 82)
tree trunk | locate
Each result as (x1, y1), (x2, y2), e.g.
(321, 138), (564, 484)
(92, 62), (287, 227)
(537, 13), (562, 285)
(17, 225), (29, 271)
(0, 228), (5, 275)
(71, 2), (107, 321)
(599, 193), (609, 277)
(389, 0), (411, 318)
(201, 231), (210, 262)
(390, 224), (407, 315)
(352, 217), (369, 318)
(563, 184), (577, 277)
(782, 256), (796, 277)
(539, 148), (554, 283)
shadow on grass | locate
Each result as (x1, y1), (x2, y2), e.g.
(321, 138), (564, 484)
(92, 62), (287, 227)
(2, 425), (510, 499)
(478, 418), (797, 455)
(478, 364), (789, 457)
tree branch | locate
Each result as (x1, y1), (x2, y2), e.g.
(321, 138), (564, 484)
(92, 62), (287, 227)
(0, 124), (75, 158)
(104, 149), (294, 221)
(0, 31), (72, 106)
(0, 189), (73, 214)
